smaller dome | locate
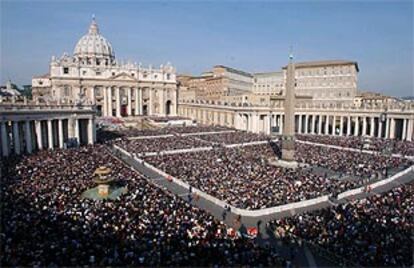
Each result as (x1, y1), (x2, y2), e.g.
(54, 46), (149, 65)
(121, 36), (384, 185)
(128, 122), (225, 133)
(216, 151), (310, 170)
(73, 18), (115, 63)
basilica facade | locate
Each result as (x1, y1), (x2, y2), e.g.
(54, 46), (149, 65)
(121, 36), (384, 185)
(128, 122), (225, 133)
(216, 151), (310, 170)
(32, 18), (178, 117)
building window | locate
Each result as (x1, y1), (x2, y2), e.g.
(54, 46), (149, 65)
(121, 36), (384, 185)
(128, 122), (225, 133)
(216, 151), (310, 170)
(131, 73), (135, 77)
(167, 73), (171, 80)
(39, 81), (43, 85)
(82, 70), (87, 75)
(63, 67), (69, 74)
(96, 71), (101, 76)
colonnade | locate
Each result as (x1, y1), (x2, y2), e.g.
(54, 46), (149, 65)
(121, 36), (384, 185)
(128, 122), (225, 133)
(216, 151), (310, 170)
(178, 104), (414, 141)
(0, 117), (96, 157)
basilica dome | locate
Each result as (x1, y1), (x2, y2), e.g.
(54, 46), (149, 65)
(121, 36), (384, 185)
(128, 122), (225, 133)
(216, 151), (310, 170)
(73, 18), (115, 65)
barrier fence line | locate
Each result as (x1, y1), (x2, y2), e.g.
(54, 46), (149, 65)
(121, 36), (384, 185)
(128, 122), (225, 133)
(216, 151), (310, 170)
(112, 144), (331, 217)
(181, 130), (237, 137)
(112, 145), (414, 217)
(127, 134), (174, 140)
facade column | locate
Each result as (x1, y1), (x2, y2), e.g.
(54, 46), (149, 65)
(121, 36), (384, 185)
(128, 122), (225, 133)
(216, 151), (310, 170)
(378, 120), (383, 138)
(325, 115), (329, 135)
(88, 118), (94, 144)
(107, 87), (113, 117)
(402, 119), (407, 140)
(13, 121), (21, 155)
(354, 116), (359, 136)
(115, 87), (121, 117)
(91, 87), (96, 105)
(127, 87), (132, 116)
(318, 115), (322, 135)
(58, 119), (64, 148)
(331, 115), (336, 135)
(347, 116), (351, 136)
(1, 122), (9, 157)
(139, 88), (143, 115)
(304, 114), (309, 134)
(47, 120), (53, 149)
(74, 118), (80, 144)
(279, 114), (284, 135)
(135, 88), (139, 116)
(149, 88), (153, 115)
(390, 118), (396, 139)
(339, 116), (344, 136)
(159, 89), (165, 115)
(311, 115), (316, 134)
(362, 116), (367, 136)
(24, 120), (33, 154)
(102, 86), (108, 116)
(370, 117), (375, 137)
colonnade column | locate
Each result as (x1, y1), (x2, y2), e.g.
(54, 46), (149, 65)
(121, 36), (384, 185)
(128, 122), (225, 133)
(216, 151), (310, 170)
(47, 120), (53, 149)
(58, 119), (64, 148)
(318, 115), (322, 135)
(311, 115), (315, 134)
(370, 117), (375, 137)
(35, 121), (43, 150)
(354, 116), (359, 136)
(13, 121), (20, 155)
(1, 122), (9, 157)
(378, 120), (383, 138)
(24, 121), (32, 154)
(339, 116), (344, 136)
(385, 118), (390, 138)
(298, 114), (302, 134)
(127, 88), (132, 116)
(347, 116), (351, 136)
(115, 87), (121, 117)
(407, 119), (413, 141)
(304, 114), (309, 134)
(362, 117), (367, 136)
(390, 118), (396, 139)
(331, 115), (336, 135)
(325, 115), (329, 135)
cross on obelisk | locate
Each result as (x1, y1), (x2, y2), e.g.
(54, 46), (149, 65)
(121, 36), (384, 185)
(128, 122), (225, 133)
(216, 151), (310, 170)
(281, 51), (296, 161)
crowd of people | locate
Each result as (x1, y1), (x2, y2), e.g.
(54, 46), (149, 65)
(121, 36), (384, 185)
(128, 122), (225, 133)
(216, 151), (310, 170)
(297, 134), (414, 156)
(145, 138), (412, 209)
(1, 145), (285, 266)
(115, 136), (211, 154)
(268, 182), (414, 267)
(295, 143), (411, 178)
(146, 143), (365, 209)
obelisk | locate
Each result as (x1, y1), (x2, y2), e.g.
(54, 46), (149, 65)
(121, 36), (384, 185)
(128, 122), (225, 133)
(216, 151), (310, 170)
(281, 53), (296, 161)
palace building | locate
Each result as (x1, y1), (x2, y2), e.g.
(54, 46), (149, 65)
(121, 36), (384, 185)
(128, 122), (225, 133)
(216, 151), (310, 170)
(32, 17), (178, 117)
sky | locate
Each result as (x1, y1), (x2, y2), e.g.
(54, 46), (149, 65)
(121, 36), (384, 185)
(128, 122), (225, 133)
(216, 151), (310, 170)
(1, 0), (413, 97)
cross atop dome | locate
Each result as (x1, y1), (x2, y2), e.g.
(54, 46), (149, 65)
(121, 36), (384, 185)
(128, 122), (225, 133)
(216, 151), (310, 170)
(88, 15), (99, 35)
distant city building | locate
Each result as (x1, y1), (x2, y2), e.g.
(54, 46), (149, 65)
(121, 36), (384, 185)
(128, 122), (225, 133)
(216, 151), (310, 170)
(354, 91), (399, 107)
(179, 60), (358, 105)
(177, 65), (253, 101)
(32, 17), (178, 117)
(252, 71), (284, 96)
(282, 60), (359, 104)
(0, 80), (21, 97)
